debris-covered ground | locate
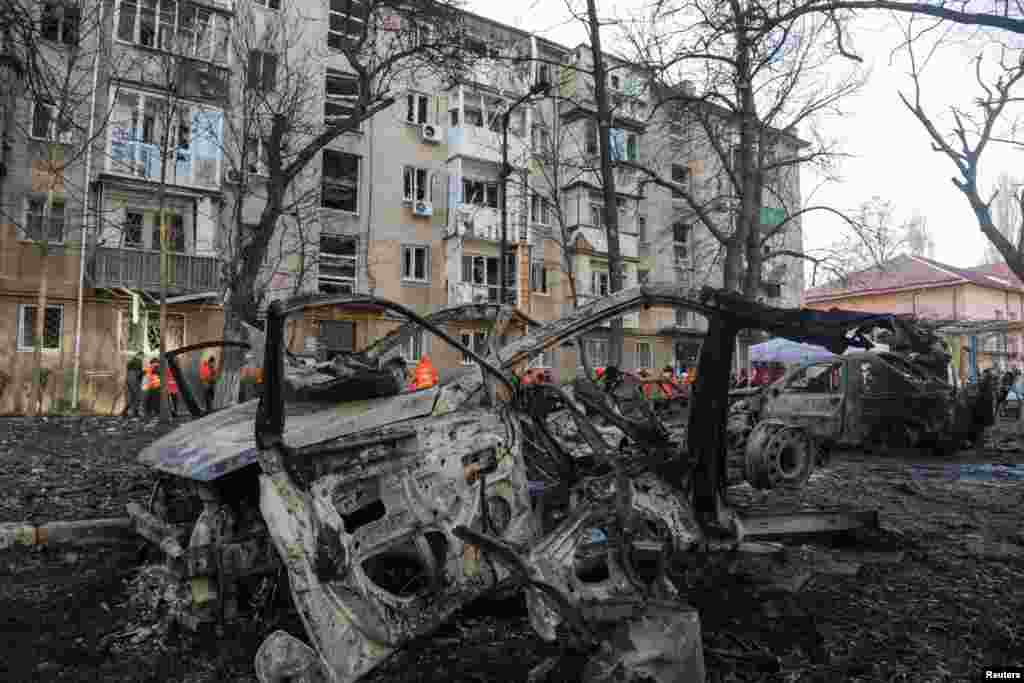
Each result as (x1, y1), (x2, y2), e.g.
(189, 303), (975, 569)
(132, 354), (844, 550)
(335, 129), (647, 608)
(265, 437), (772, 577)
(1, 416), (1023, 682)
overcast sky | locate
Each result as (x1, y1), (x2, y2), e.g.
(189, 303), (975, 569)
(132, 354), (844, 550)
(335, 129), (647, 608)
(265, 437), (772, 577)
(465, 0), (1022, 273)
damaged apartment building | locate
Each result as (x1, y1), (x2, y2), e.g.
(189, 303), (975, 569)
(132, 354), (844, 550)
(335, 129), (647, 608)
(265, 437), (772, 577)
(0, 0), (804, 414)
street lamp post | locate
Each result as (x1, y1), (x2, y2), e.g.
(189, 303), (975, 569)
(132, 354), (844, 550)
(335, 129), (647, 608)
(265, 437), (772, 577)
(498, 80), (551, 310)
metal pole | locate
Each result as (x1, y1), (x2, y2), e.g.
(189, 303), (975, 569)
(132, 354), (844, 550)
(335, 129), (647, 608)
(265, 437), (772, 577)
(72, 39), (103, 410)
(499, 112), (509, 309)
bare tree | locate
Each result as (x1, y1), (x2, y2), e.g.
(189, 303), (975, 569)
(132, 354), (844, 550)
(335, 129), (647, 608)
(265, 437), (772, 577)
(614, 0), (865, 305)
(905, 210), (935, 258)
(890, 13), (1024, 283)
(211, 0), (471, 406)
(982, 172), (1023, 264)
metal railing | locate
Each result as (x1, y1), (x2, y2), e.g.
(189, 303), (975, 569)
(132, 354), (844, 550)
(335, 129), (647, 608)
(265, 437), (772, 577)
(88, 246), (221, 293)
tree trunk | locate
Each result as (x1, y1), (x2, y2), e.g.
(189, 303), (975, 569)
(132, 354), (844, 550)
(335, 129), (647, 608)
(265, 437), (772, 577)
(216, 270), (260, 409)
(34, 247), (50, 416)
(158, 188), (171, 423)
(586, 0), (625, 369)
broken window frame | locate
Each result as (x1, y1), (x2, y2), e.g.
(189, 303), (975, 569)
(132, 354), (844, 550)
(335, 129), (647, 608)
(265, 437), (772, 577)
(318, 234), (357, 294)
(783, 361), (843, 394)
(144, 310), (186, 355)
(321, 150), (360, 213)
(325, 70), (360, 128)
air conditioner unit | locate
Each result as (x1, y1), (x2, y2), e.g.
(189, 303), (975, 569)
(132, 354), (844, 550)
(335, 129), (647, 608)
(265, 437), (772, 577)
(413, 200), (434, 217)
(420, 123), (442, 144)
(458, 210), (474, 235)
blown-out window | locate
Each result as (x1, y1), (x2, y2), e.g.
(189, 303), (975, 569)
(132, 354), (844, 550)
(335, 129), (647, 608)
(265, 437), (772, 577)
(322, 150), (359, 212)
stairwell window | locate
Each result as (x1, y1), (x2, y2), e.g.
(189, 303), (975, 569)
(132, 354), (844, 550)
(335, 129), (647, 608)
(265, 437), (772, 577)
(31, 100), (72, 142)
(671, 164), (690, 199)
(591, 270), (609, 297)
(24, 197), (66, 244)
(403, 167), (429, 202)
(406, 92), (431, 125)
(530, 261), (548, 294)
(673, 222), (691, 270)
(530, 194), (550, 225)
(328, 0), (367, 51)
(17, 304), (64, 352)
(401, 245), (430, 283)
(325, 70), (360, 127)
(585, 119), (598, 155)
(247, 50), (278, 92)
(322, 150), (359, 213)
(40, 3), (80, 45)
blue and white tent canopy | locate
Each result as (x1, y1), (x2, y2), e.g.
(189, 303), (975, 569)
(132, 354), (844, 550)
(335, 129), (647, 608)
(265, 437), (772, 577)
(749, 337), (838, 364)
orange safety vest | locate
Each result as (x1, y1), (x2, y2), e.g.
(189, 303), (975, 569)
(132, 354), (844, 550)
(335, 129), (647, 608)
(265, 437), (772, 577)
(413, 356), (439, 390)
(200, 360), (218, 384)
(144, 366), (161, 391)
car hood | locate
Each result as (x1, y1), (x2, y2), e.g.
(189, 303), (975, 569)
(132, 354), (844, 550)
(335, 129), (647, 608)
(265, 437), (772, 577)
(138, 386), (442, 481)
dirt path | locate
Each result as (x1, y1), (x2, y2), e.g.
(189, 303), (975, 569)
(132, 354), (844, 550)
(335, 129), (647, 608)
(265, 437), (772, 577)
(0, 416), (188, 524)
(1, 417), (1022, 682)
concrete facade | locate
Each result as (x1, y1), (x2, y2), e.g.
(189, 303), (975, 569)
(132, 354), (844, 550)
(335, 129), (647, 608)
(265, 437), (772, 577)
(0, 0), (805, 413)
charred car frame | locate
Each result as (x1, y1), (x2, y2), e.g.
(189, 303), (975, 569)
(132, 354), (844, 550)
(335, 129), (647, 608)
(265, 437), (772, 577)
(130, 285), (977, 683)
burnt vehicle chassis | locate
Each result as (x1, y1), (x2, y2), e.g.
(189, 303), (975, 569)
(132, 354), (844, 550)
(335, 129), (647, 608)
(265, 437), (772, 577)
(131, 286), (914, 683)
(726, 319), (995, 462)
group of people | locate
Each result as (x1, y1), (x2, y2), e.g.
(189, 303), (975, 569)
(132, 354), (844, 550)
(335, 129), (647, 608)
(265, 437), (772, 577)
(123, 354), (220, 418)
(732, 363), (787, 388)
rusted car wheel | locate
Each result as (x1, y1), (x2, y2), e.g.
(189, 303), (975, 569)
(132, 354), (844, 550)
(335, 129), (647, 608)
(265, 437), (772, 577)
(745, 421), (815, 490)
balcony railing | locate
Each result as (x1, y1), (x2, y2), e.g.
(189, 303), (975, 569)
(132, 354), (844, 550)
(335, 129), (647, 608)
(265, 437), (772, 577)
(88, 246), (221, 294)
(447, 126), (529, 166)
(456, 207), (526, 243)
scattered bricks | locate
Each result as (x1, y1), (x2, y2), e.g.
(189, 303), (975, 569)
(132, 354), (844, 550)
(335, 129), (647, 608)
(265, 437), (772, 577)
(0, 523), (38, 550)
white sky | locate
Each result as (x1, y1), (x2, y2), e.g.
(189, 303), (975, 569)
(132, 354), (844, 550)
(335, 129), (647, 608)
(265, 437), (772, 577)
(465, 0), (1022, 272)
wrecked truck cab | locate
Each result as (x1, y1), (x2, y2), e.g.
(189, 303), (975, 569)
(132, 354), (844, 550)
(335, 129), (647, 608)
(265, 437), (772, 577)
(740, 347), (981, 454)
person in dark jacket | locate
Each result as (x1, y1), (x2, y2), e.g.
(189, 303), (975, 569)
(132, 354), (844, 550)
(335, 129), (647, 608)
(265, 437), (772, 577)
(123, 354), (144, 417)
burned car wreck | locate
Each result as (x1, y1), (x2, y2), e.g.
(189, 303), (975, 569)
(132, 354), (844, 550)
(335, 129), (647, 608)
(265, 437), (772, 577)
(129, 285), (981, 683)
(727, 317), (996, 465)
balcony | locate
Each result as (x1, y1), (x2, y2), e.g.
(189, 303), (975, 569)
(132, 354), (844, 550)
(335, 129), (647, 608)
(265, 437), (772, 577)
(463, 59), (526, 95)
(447, 126), (529, 166)
(456, 207), (527, 243)
(88, 247), (221, 294)
(449, 281), (492, 306)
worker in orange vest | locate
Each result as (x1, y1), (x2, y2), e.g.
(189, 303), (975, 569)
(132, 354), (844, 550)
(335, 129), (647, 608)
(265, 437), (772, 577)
(143, 359), (161, 417)
(413, 355), (439, 390)
(199, 355), (219, 411)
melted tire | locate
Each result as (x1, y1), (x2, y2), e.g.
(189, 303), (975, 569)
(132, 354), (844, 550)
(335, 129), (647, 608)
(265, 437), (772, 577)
(745, 420), (815, 490)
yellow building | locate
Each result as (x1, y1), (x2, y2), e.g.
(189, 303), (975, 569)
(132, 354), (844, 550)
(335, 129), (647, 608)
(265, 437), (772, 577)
(803, 255), (1024, 379)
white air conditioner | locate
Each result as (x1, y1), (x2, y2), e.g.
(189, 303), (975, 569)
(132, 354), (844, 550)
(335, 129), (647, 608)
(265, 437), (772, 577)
(420, 123), (442, 144)
(458, 210), (474, 235)
(413, 200), (434, 217)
